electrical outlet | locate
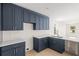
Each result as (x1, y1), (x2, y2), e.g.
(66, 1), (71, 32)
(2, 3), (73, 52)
(27, 48), (29, 50)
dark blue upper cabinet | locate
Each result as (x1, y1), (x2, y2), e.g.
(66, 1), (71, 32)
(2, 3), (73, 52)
(14, 5), (23, 30)
(46, 17), (49, 30)
(1, 3), (49, 30)
(24, 9), (30, 23)
(2, 4), (14, 30)
(23, 7), (49, 30)
(2, 3), (23, 31)
(34, 15), (40, 30)
(42, 16), (45, 30)
(37, 15), (49, 30)
(0, 4), (1, 30)
(33, 15), (49, 30)
(39, 16), (42, 30)
(39, 16), (43, 30)
(45, 17), (49, 30)
(24, 9), (36, 23)
(29, 12), (36, 23)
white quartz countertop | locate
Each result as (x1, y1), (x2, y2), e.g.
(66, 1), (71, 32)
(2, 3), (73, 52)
(33, 34), (51, 38)
(34, 35), (79, 42)
(61, 37), (79, 42)
(0, 39), (25, 47)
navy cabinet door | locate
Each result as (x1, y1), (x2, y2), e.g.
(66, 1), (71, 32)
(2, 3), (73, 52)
(46, 17), (49, 30)
(50, 38), (65, 53)
(33, 37), (39, 51)
(2, 4), (14, 30)
(0, 4), (1, 30)
(15, 46), (25, 56)
(39, 16), (42, 30)
(2, 3), (23, 30)
(35, 15), (40, 30)
(39, 39), (46, 51)
(24, 9), (30, 23)
(48, 38), (54, 49)
(56, 39), (65, 53)
(2, 49), (15, 56)
(14, 5), (23, 30)
(43, 17), (49, 30)
(38, 16), (49, 30)
(52, 38), (58, 50)
(43, 37), (48, 48)
(33, 37), (48, 52)
(39, 16), (44, 30)
(30, 13), (36, 23)
(43, 17), (46, 30)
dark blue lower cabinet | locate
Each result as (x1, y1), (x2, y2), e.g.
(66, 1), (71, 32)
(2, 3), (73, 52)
(0, 42), (25, 56)
(33, 37), (39, 52)
(33, 37), (43, 52)
(48, 37), (54, 49)
(49, 38), (65, 53)
(33, 37), (65, 53)
(2, 49), (15, 56)
(33, 37), (48, 52)
(15, 46), (25, 56)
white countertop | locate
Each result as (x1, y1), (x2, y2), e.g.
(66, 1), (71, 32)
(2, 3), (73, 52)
(61, 37), (79, 42)
(34, 35), (79, 42)
(0, 39), (25, 47)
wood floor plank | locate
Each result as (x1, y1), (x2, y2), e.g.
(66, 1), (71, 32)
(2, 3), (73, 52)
(26, 48), (72, 56)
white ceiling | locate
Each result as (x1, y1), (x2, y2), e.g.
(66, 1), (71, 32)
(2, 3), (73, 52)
(14, 3), (79, 23)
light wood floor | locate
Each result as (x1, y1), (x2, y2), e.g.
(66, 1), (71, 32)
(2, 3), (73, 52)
(26, 48), (72, 56)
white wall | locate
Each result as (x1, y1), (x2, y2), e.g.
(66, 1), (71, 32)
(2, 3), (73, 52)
(53, 21), (79, 38)
(55, 22), (67, 37)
